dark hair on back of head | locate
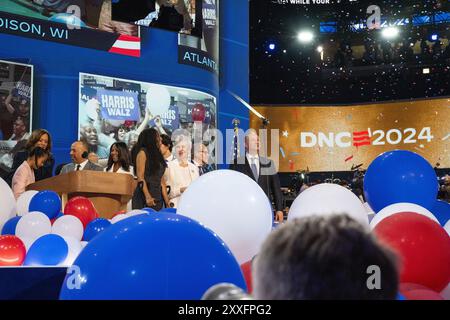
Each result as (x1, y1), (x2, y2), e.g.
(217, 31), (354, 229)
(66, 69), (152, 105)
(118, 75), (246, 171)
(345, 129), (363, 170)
(131, 128), (166, 176)
(254, 214), (399, 300)
(28, 146), (49, 165)
(160, 134), (173, 152)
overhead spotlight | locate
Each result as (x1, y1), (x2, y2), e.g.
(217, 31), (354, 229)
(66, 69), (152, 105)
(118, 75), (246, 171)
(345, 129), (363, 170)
(297, 30), (314, 43)
(268, 43), (276, 50)
(382, 27), (399, 39)
(423, 68), (430, 74)
(283, 49), (287, 53)
(431, 34), (438, 41)
(317, 46), (323, 53)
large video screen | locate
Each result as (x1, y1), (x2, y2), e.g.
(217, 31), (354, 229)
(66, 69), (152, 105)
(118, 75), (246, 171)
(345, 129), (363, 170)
(0, 0), (141, 57)
(250, 98), (450, 172)
(0, 59), (33, 173)
(250, 0), (450, 104)
(111, 0), (219, 73)
(79, 72), (217, 162)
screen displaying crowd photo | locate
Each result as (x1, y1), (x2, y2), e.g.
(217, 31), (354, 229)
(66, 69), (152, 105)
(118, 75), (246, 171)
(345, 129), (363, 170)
(79, 72), (218, 164)
(0, 0), (141, 57)
(0, 59), (33, 175)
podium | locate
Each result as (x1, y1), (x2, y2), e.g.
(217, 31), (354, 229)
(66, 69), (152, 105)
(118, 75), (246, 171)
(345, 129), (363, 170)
(27, 171), (136, 219)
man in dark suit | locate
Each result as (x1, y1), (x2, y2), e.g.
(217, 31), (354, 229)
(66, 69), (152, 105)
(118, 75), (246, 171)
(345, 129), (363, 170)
(229, 129), (284, 222)
(59, 140), (103, 174)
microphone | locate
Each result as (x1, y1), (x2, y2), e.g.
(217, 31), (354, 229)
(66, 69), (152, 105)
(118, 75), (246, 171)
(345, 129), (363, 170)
(201, 283), (253, 300)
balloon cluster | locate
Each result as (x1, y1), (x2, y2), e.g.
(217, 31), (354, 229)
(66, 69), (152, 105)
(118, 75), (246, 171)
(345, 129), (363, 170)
(0, 180), (116, 267)
(362, 150), (450, 299)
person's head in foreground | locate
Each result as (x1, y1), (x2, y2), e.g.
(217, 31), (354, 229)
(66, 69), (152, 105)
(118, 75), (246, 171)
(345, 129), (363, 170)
(253, 214), (399, 300)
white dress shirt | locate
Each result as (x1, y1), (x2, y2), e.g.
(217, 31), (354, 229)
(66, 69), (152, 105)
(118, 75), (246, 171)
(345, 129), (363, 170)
(104, 165), (134, 176)
(246, 153), (260, 178)
(74, 159), (89, 171)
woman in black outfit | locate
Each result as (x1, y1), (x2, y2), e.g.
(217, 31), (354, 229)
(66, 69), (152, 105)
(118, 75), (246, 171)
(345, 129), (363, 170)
(7, 129), (55, 186)
(131, 128), (169, 211)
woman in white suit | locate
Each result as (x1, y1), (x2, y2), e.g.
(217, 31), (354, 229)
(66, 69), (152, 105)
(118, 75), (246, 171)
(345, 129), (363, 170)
(104, 142), (134, 211)
(166, 135), (199, 208)
(104, 142), (134, 176)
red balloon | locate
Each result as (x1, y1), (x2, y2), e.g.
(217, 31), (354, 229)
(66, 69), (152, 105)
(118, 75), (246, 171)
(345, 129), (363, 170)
(241, 260), (253, 294)
(403, 289), (444, 300)
(192, 103), (206, 122)
(64, 196), (98, 229)
(0, 235), (26, 266)
(400, 282), (430, 293)
(374, 212), (450, 292)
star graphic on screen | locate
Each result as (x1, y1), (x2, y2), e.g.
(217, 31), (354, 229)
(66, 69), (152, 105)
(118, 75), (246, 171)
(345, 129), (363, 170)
(282, 130), (289, 137)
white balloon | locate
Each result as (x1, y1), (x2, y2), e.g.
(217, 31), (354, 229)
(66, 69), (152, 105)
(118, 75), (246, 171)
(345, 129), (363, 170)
(177, 170), (273, 264)
(0, 177), (17, 231)
(370, 203), (439, 229)
(85, 98), (100, 121)
(18, 236), (36, 252)
(440, 282), (450, 300)
(16, 190), (39, 216)
(146, 84), (171, 117)
(60, 236), (83, 267)
(52, 215), (84, 241)
(111, 214), (128, 224)
(15, 211), (51, 241)
(445, 220), (450, 237)
(126, 209), (147, 217)
(288, 183), (369, 227)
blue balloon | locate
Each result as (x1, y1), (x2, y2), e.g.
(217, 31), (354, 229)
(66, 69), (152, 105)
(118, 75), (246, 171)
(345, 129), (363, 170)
(1, 216), (21, 235)
(49, 14), (87, 28)
(159, 208), (177, 214)
(24, 234), (68, 266)
(431, 200), (450, 226)
(142, 207), (157, 214)
(60, 213), (246, 300)
(83, 218), (112, 242)
(55, 212), (64, 219)
(364, 150), (438, 212)
(29, 190), (61, 220)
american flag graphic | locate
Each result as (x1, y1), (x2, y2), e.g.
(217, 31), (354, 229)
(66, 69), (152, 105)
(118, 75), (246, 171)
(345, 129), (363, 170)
(109, 34), (141, 57)
(353, 130), (371, 147)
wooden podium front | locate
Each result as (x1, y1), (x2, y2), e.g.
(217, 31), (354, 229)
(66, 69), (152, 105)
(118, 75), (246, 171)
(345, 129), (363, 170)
(27, 171), (136, 219)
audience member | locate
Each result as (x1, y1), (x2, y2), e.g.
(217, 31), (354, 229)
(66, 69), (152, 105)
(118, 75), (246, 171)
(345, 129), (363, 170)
(253, 214), (399, 300)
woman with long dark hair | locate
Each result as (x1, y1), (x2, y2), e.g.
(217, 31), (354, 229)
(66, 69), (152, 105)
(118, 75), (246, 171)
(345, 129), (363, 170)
(131, 128), (169, 210)
(105, 142), (133, 175)
(7, 129), (55, 186)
